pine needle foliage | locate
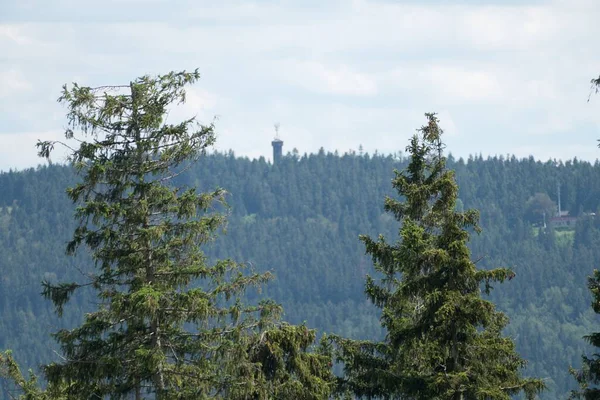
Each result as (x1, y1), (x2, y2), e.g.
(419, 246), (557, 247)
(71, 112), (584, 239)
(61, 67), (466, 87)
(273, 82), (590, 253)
(0, 351), (67, 400)
(30, 70), (334, 399)
(570, 269), (600, 400)
(577, 77), (600, 398)
(332, 113), (544, 400)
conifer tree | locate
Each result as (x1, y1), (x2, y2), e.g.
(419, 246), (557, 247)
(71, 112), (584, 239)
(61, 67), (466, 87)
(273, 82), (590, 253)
(570, 269), (600, 399)
(0, 351), (66, 399)
(332, 113), (544, 399)
(30, 70), (333, 399)
(570, 76), (600, 399)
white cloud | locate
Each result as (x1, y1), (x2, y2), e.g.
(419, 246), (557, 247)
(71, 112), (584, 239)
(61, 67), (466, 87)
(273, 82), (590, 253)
(277, 61), (378, 96)
(459, 6), (559, 51)
(0, 131), (67, 171)
(437, 110), (459, 138)
(0, 69), (32, 97)
(167, 87), (221, 125)
(420, 65), (503, 103)
(0, 25), (33, 45)
(1, 0), (600, 171)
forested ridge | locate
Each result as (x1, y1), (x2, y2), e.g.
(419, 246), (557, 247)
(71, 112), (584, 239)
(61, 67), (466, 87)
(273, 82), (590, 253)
(1, 149), (600, 398)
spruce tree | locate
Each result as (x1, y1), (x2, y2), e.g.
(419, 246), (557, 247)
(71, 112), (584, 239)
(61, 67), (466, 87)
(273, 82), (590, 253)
(332, 113), (544, 399)
(571, 86), (600, 396)
(0, 351), (66, 399)
(570, 269), (600, 399)
(30, 70), (333, 399)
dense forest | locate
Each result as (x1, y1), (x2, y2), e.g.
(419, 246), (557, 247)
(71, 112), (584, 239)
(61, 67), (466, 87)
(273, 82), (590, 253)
(1, 148), (600, 398)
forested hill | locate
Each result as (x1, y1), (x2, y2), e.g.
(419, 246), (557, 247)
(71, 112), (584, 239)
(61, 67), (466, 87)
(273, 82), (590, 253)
(2, 150), (600, 398)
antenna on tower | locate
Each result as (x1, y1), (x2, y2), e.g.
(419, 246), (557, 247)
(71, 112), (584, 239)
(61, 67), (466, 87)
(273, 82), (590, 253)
(274, 123), (280, 139)
(557, 182), (562, 217)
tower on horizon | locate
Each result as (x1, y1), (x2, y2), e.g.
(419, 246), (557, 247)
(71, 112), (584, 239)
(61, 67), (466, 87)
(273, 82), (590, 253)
(272, 123), (283, 165)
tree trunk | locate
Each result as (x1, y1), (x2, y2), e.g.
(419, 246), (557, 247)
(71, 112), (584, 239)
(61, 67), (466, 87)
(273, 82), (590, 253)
(131, 81), (166, 398)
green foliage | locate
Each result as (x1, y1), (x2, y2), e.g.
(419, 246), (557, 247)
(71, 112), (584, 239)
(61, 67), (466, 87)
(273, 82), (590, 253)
(525, 193), (556, 224)
(5, 71), (334, 399)
(332, 114), (544, 399)
(570, 269), (600, 399)
(246, 324), (335, 399)
(0, 351), (67, 399)
(3, 142), (600, 398)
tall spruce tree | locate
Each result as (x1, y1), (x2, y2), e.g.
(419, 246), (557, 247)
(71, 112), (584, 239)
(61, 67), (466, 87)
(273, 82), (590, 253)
(29, 70), (333, 399)
(570, 270), (600, 399)
(570, 74), (600, 399)
(332, 113), (544, 399)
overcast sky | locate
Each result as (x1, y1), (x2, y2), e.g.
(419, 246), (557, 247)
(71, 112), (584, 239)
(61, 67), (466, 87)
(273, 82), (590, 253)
(1, 0), (599, 171)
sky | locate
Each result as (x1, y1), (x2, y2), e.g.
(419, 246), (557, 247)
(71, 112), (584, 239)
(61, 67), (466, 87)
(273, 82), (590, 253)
(1, 0), (600, 171)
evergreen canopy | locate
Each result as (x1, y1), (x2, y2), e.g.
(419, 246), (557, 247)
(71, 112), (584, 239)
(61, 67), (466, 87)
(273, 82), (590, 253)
(570, 269), (600, 400)
(332, 113), (544, 400)
(23, 70), (334, 399)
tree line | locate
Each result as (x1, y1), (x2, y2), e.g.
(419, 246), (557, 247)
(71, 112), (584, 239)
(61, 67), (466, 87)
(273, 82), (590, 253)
(1, 70), (600, 398)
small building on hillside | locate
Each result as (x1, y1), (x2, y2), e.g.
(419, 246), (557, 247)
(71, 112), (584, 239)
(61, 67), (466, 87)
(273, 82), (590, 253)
(549, 211), (578, 228)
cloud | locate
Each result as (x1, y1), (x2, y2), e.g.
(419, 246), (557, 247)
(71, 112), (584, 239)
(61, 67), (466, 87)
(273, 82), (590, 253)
(0, 131), (67, 172)
(458, 6), (559, 51)
(167, 87), (221, 125)
(0, 25), (33, 45)
(277, 61), (378, 96)
(0, 69), (32, 98)
(420, 65), (503, 103)
(1, 0), (599, 172)
(437, 111), (459, 137)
